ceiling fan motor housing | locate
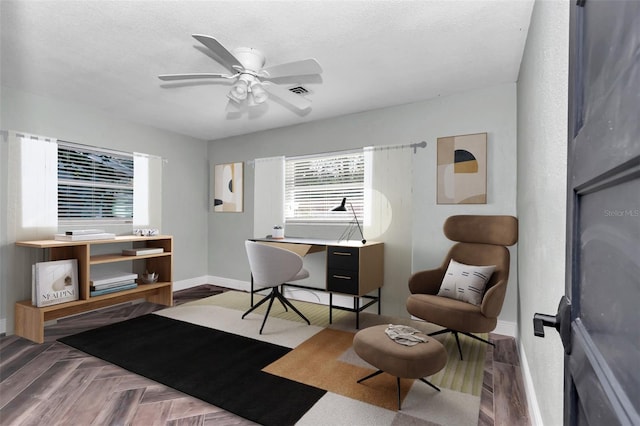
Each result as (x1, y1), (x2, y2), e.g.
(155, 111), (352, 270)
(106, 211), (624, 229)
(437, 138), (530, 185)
(232, 47), (266, 73)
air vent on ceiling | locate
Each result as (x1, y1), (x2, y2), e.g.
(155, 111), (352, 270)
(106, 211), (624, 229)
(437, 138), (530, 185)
(288, 85), (310, 95)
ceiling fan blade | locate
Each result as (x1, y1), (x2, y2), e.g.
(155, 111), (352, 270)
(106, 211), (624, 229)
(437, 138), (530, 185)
(158, 73), (233, 81)
(192, 34), (244, 72)
(261, 58), (323, 79)
(261, 82), (312, 111)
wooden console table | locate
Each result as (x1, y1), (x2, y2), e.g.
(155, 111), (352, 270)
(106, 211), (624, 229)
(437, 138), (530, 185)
(14, 235), (173, 343)
(252, 237), (384, 328)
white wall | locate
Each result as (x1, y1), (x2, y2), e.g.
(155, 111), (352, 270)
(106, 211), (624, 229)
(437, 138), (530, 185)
(0, 86), (210, 334)
(517, 1), (569, 425)
(208, 83), (518, 322)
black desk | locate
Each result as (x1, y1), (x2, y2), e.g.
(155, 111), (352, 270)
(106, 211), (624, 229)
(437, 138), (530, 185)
(250, 237), (384, 328)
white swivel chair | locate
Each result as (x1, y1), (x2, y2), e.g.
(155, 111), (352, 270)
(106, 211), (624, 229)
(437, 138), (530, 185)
(242, 241), (311, 334)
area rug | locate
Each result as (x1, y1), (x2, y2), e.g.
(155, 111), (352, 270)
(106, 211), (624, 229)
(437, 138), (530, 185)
(58, 314), (325, 426)
(183, 290), (486, 395)
(61, 291), (485, 425)
(166, 290), (485, 424)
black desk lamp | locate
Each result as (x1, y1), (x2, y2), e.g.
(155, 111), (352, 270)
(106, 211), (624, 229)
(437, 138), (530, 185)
(332, 197), (366, 244)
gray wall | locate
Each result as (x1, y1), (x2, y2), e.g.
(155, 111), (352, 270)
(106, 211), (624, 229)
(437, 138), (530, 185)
(0, 86), (209, 334)
(208, 83), (518, 323)
(517, 1), (569, 425)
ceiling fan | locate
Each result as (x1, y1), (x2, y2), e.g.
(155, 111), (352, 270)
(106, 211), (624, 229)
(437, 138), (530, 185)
(158, 34), (322, 112)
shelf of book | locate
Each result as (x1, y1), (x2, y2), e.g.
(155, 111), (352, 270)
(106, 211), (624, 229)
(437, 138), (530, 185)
(14, 235), (173, 343)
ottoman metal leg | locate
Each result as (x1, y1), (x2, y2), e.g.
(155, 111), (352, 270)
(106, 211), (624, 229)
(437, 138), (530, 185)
(357, 370), (442, 410)
(357, 369), (384, 383)
(419, 377), (441, 393)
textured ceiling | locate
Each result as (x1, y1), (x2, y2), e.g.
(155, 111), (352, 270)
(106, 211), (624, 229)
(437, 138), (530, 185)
(1, 1), (534, 141)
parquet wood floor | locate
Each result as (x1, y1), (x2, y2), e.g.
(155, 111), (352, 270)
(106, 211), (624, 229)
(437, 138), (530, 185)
(0, 285), (530, 425)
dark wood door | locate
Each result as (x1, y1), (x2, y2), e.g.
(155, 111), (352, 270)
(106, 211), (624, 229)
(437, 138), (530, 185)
(536, 1), (640, 424)
(564, 0), (640, 424)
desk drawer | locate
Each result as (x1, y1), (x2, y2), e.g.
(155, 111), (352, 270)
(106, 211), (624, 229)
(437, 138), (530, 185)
(327, 268), (359, 295)
(327, 246), (359, 270)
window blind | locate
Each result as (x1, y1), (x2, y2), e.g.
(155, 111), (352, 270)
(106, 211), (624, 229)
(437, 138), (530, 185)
(57, 143), (134, 222)
(285, 150), (364, 223)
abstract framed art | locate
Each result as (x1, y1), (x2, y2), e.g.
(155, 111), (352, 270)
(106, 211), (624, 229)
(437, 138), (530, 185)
(437, 133), (487, 204)
(213, 161), (244, 212)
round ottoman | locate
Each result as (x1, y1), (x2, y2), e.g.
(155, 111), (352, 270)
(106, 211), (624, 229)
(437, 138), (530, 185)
(353, 324), (448, 410)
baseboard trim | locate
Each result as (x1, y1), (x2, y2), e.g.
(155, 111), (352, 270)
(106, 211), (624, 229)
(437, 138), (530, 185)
(519, 341), (543, 426)
(494, 320), (517, 338)
(172, 276), (211, 292)
(204, 275), (250, 292)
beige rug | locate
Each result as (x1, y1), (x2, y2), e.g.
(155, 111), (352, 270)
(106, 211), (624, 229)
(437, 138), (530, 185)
(183, 288), (352, 327)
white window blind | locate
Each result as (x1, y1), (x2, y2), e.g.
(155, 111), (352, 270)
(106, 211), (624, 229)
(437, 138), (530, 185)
(285, 150), (364, 223)
(57, 143), (134, 223)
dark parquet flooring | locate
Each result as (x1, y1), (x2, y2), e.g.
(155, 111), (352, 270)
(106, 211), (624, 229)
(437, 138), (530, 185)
(0, 285), (530, 425)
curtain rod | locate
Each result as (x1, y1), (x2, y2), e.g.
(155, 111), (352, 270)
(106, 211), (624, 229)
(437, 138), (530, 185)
(248, 140), (428, 166)
(1, 129), (57, 143)
(364, 140), (427, 154)
(1, 130), (166, 163)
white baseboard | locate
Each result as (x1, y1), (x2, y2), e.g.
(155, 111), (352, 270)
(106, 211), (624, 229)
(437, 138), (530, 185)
(494, 319), (517, 338)
(204, 275), (250, 292)
(172, 276), (211, 292)
(519, 341), (543, 426)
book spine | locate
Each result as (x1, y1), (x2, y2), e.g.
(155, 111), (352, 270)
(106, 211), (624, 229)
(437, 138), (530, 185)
(90, 283), (137, 297)
(65, 229), (105, 235)
(90, 273), (138, 286)
(91, 280), (137, 291)
(54, 233), (116, 241)
(122, 248), (164, 256)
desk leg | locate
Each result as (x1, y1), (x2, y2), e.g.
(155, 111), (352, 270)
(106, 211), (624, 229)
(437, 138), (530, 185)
(378, 288), (381, 315)
(355, 297), (360, 329)
(250, 274), (254, 307)
(329, 293), (333, 324)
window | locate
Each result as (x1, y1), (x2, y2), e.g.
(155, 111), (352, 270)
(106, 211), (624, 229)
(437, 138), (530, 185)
(57, 143), (134, 223)
(285, 150), (365, 223)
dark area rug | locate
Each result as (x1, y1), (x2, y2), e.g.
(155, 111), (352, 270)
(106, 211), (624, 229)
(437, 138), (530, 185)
(59, 314), (326, 426)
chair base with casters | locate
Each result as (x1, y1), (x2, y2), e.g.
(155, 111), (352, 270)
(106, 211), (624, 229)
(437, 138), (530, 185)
(428, 328), (494, 361)
(241, 286), (310, 334)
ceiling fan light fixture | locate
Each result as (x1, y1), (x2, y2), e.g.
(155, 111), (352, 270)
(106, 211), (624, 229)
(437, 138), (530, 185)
(228, 80), (248, 102)
(250, 82), (268, 104)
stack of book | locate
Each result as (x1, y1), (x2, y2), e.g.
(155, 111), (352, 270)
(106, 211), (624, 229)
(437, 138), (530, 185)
(90, 270), (138, 297)
(122, 247), (164, 256)
(55, 229), (116, 241)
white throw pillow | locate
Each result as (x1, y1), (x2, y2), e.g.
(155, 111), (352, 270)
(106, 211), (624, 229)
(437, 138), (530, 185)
(437, 259), (496, 306)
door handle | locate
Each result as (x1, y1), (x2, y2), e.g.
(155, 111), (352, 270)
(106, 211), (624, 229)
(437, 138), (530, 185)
(533, 295), (572, 354)
(533, 313), (558, 337)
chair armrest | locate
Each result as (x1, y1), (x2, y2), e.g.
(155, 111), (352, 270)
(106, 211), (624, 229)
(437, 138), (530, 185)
(408, 268), (445, 295)
(480, 279), (507, 318)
